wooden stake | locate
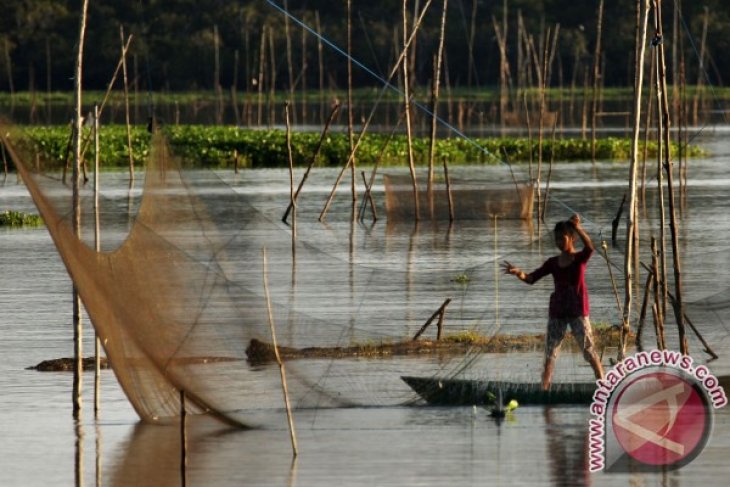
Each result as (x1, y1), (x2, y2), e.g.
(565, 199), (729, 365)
(428, 0), (449, 193)
(72, 0), (90, 420)
(443, 156), (454, 222)
(180, 390), (187, 487)
(120, 26), (134, 182)
(283, 0), (296, 124)
(285, 103), (296, 255)
(402, 0), (420, 222)
(590, 0), (605, 162)
(319, 1), (433, 222)
(635, 272), (654, 351)
(601, 241), (624, 323)
(412, 298), (452, 341)
(94, 104), (101, 417)
(650, 237), (666, 349)
(257, 25), (267, 126)
(347, 0), (357, 212)
(283, 103), (340, 223)
(262, 249), (299, 458)
(654, 0), (688, 355)
(620, 0), (650, 360)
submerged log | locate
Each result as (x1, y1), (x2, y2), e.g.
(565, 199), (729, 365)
(246, 327), (632, 365)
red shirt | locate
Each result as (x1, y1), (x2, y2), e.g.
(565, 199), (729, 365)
(530, 246), (593, 319)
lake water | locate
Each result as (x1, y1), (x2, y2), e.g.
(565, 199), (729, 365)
(1, 128), (730, 486)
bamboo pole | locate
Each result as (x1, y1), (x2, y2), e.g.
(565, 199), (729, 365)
(601, 241), (624, 321)
(620, 0), (650, 360)
(257, 25), (267, 126)
(541, 114), (558, 221)
(402, 0), (420, 222)
(427, 0), (449, 193)
(214, 24), (223, 125)
(262, 248), (299, 458)
(635, 272), (653, 351)
(652, 26), (668, 324)
(120, 26), (135, 182)
(319, 0), (433, 222)
(180, 390), (187, 487)
(93, 104), (101, 417)
(300, 19), (308, 125)
(72, 0), (90, 420)
(4, 38), (14, 100)
(315, 11), (325, 124)
(654, 0), (688, 355)
(283, 0), (296, 124)
(347, 0), (357, 213)
(650, 237), (666, 349)
(692, 7), (709, 127)
(283, 103), (340, 223)
(285, 103), (296, 255)
(361, 110), (406, 221)
(268, 29), (276, 127)
(45, 39), (51, 124)
(443, 156), (454, 222)
(590, 0), (605, 162)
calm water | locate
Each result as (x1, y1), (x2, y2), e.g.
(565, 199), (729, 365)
(2, 130), (730, 486)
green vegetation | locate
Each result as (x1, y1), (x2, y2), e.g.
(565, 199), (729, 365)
(14, 124), (704, 170)
(0, 210), (44, 227)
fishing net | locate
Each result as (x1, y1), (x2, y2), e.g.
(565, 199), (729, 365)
(3, 123), (525, 427)
(383, 174), (534, 221)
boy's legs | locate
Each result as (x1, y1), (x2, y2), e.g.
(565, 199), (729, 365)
(543, 318), (568, 390)
(569, 316), (605, 381)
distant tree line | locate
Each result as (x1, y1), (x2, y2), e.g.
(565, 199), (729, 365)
(0, 0), (726, 94)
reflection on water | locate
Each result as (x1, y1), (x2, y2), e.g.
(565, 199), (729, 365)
(2, 132), (730, 484)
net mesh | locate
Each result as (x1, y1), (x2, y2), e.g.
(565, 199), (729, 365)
(3, 124), (512, 426)
(383, 174), (534, 221)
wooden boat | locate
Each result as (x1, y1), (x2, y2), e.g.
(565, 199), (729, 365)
(402, 376), (597, 405)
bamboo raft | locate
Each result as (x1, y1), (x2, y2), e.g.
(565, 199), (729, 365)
(402, 376), (597, 405)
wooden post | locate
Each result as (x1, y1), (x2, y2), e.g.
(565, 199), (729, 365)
(180, 390), (187, 487)
(315, 11), (325, 124)
(283, 103), (339, 223)
(635, 272), (654, 351)
(601, 241), (623, 320)
(214, 24), (223, 125)
(262, 249), (299, 458)
(654, 0), (688, 355)
(93, 104), (101, 417)
(283, 0), (296, 124)
(427, 0), (449, 193)
(402, 0), (419, 222)
(319, 1), (433, 222)
(650, 238), (666, 349)
(347, 0), (357, 213)
(120, 26), (134, 182)
(590, 0), (605, 162)
(285, 103), (297, 255)
(541, 115), (558, 221)
(257, 25), (266, 127)
(611, 193), (626, 246)
(72, 0), (90, 420)
(412, 298), (452, 341)
(620, 0), (650, 360)
(359, 171), (378, 222)
(443, 156), (454, 222)
(360, 110), (405, 222)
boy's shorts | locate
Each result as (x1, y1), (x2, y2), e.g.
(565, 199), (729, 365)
(544, 315), (598, 362)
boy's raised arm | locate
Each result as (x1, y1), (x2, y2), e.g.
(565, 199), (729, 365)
(570, 214), (594, 252)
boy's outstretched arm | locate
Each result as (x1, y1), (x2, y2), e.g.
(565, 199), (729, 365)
(570, 214), (594, 252)
(501, 261), (536, 284)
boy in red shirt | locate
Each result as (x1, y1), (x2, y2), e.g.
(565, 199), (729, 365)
(502, 214), (605, 390)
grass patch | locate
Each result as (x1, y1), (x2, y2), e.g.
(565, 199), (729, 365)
(5, 124), (705, 170)
(0, 210), (44, 227)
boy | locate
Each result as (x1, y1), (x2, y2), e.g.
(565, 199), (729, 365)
(502, 214), (604, 390)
